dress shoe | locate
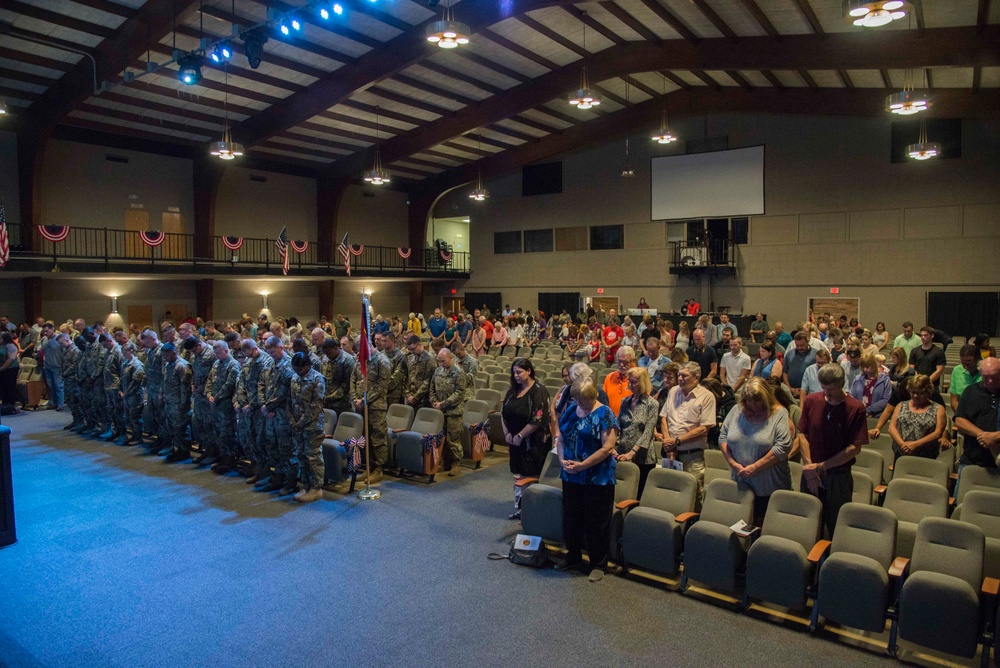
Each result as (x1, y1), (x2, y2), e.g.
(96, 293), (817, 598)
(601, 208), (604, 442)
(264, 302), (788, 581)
(63, 421), (78, 431)
(261, 480), (283, 493)
(211, 457), (234, 474)
(98, 429), (114, 440)
(165, 451), (189, 463)
(254, 476), (272, 489)
(192, 453), (210, 465)
(278, 484), (298, 496)
(554, 560), (584, 573)
(294, 488), (323, 503)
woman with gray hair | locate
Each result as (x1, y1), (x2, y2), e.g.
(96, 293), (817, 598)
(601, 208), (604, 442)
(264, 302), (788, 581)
(552, 362), (610, 428)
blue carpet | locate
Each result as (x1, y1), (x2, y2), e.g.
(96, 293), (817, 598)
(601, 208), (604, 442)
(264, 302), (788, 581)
(1, 410), (895, 667)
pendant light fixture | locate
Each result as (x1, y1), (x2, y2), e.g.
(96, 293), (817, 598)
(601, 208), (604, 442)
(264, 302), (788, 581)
(844, 0), (913, 27)
(651, 73), (678, 144)
(568, 13), (601, 110)
(0, 99), (8, 115)
(426, 0), (470, 49)
(906, 119), (940, 161)
(364, 107), (390, 185)
(469, 135), (489, 201)
(885, 68), (930, 115)
(621, 78), (634, 178)
(210, 69), (244, 160)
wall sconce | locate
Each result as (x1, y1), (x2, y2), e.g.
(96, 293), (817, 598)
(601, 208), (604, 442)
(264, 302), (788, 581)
(261, 294), (269, 311)
(110, 297), (119, 314)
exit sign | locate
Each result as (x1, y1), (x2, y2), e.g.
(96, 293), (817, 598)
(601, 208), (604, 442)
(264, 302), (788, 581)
(830, 288), (840, 294)
(597, 288), (604, 294)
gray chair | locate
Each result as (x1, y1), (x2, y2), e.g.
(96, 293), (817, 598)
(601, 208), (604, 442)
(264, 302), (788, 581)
(321, 412), (365, 484)
(607, 461), (642, 562)
(743, 490), (824, 612)
(474, 376), (488, 390)
(545, 385), (560, 401)
(619, 468), (699, 577)
(868, 432), (895, 463)
(953, 490), (1000, 580)
(810, 503), (898, 633)
(890, 456), (950, 491)
(788, 460), (803, 494)
(475, 388), (502, 412)
(395, 407), (445, 482)
(460, 399), (492, 465)
(323, 408), (337, 437)
(489, 380), (510, 393)
(890, 517), (989, 660)
(704, 449), (731, 488)
(679, 479), (755, 594)
(956, 465), (1000, 506)
(852, 471), (875, 505)
(520, 451), (564, 543)
(385, 403), (415, 467)
(882, 478), (950, 559)
(855, 449), (887, 502)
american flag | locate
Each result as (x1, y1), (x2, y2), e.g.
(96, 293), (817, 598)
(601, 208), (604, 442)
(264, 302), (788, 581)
(275, 226), (289, 276)
(337, 232), (351, 276)
(0, 202), (8, 268)
(358, 293), (372, 378)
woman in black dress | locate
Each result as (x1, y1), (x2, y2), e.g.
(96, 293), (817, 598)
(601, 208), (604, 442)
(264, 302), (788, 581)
(501, 358), (551, 520)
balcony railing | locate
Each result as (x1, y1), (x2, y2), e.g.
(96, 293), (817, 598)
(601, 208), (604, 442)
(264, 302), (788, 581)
(668, 240), (737, 275)
(5, 223), (470, 277)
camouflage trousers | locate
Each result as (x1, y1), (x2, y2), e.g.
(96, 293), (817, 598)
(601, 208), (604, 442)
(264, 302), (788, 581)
(366, 408), (388, 467)
(265, 408), (295, 483)
(66, 379), (84, 424)
(162, 402), (191, 454)
(123, 393), (144, 437)
(105, 389), (125, 432)
(147, 388), (162, 439)
(212, 403), (239, 458)
(443, 414), (464, 465)
(293, 427), (325, 489)
(191, 394), (212, 447)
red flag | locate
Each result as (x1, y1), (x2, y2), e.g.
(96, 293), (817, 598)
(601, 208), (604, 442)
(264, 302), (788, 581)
(358, 294), (372, 378)
(0, 203), (8, 268)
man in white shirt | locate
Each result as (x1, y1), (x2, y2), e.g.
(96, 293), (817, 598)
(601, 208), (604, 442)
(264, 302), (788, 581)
(660, 362), (717, 503)
(720, 337), (752, 394)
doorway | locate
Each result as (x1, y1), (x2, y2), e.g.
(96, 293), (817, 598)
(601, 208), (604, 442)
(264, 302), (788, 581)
(127, 305), (154, 331)
(442, 297), (463, 315)
(124, 209), (150, 258)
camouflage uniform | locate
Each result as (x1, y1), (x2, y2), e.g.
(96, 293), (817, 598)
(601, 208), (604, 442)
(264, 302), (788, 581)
(350, 349), (392, 467)
(456, 353), (479, 401)
(263, 353), (296, 485)
(322, 350), (356, 415)
(308, 350), (323, 373)
(235, 361), (253, 460)
(81, 340), (102, 429)
(92, 342), (109, 426)
(384, 346), (408, 406)
(61, 345), (82, 426)
(162, 356), (192, 456)
(240, 352), (273, 469)
(207, 354), (241, 459)
(429, 364), (468, 465)
(144, 343), (164, 442)
(190, 345), (218, 452)
(102, 343), (125, 434)
(290, 368), (326, 490)
(405, 349), (436, 409)
(121, 355), (146, 439)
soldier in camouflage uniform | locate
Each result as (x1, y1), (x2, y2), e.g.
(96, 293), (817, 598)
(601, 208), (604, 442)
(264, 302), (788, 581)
(120, 342), (146, 445)
(60, 334), (83, 431)
(71, 333), (92, 433)
(141, 330), (165, 452)
(161, 343), (193, 463)
(78, 327), (101, 434)
(452, 342), (478, 401)
(98, 333), (126, 441)
(429, 348), (468, 476)
(206, 341), (241, 474)
(381, 332), (408, 407)
(350, 344), (392, 484)
(321, 338), (355, 415)
(292, 337), (323, 373)
(289, 352), (326, 502)
(88, 324), (110, 434)
(404, 335), (436, 410)
(183, 337), (219, 464)
(259, 336), (296, 495)
(241, 339), (274, 485)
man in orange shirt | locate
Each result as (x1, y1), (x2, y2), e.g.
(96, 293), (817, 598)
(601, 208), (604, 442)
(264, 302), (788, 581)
(602, 346), (637, 416)
(687, 298), (701, 315)
(478, 315), (494, 349)
(602, 316), (624, 365)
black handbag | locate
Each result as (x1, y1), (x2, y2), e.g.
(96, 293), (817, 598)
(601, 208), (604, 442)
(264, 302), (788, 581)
(507, 534), (549, 568)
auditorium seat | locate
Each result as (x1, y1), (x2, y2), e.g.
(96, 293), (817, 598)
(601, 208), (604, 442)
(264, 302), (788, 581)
(890, 456), (950, 491)
(809, 503), (898, 634)
(321, 412), (365, 485)
(882, 478), (950, 559)
(385, 403), (415, 467)
(323, 409), (337, 437)
(788, 460), (803, 493)
(489, 380), (509, 393)
(519, 451), (564, 543)
(703, 449), (731, 488)
(619, 468), (699, 577)
(852, 471), (875, 505)
(956, 465), (1000, 506)
(460, 400), (491, 466)
(395, 407), (446, 483)
(474, 377), (488, 390)
(742, 490), (823, 612)
(952, 491), (1000, 580)
(889, 517), (994, 661)
(474, 388), (502, 412)
(679, 479), (755, 595)
(607, 461), (641, 562)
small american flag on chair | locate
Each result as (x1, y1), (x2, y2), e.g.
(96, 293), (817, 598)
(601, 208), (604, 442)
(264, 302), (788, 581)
(337, 232), (351, 276)
(0, 202), (9, 268)
(276, 226), (289, 276)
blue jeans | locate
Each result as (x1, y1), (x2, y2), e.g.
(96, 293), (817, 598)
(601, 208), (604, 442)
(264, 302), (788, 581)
(954, 461), (967, 500)
(43, 367), (64, 408)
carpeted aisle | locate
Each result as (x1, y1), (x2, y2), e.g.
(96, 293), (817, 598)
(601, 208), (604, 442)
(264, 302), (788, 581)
(2, 410), (898, 668)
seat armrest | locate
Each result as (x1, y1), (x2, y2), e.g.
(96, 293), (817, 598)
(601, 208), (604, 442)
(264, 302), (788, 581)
(674, 512), (699, 524)
(887, 464), (894, 472)
(515, 477), (540, 488)
(983, 578), (1000, 596)
(807, 540), (832, 564)
(888, 557), (910, 578)
(949, 472), (958, 481)
(616, 499), (640, 511)
(949, 496), (955, 507)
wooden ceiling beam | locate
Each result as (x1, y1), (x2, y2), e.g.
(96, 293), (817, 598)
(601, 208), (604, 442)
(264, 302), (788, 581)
(692, 0), (738, 40)
(726, 70), (754, 91)
(514, 15), (589, 58)
(531, 105), (579, 125)
(367, 86), (452, 116)
(591, 83), (630, 106)
(510, 114), (561, 133)
(417, 61), (505, 96)
(466, 133), (517, 150)
(60, 116), (203, 147)
(97, 91), (230, 124)
(792, 0), (825, 35)
(70, 0), (138, 20)
(692, 70), (723, 91)
(5, 0), (116, 39)
(290, 125), (366, 151)
(145, 43), (306, 93)
(738, 0), (779, 37)
(602, 1), (663, 42)
(566, 7), (625, 45)
(338, 99), (416, 125)
(393, 73), (480, 106)
(123, 80), (259, 116)
(76, 102), (219, 136)
(973, 66), (982, 93)
(912, 0), (926, 33)
(978, 0), (992, 32)
(625, 75), (661, 99)
(260, 140), (336, 161)
(0, 86), (40, 102)
(925, 68), (934, 89)
(334, 0), (414, 32)
(0, 67), (58, 88)
(481, 31), (559, 70)
(297, 120), (378, 144)
(798, 69), (818, 88)
(483, 123), (538, 143)
(761, 70), (784, 89)
(661, 71), (691, 90)
(127, 58), (286, 105)
(5, 26), (99, 55)
(421, 149), (472, 163)
(441, 141), (490, 157)
(0, 46), (74, 72)
(452, 51), (532, 84)
(879, 69), (892, 88)
(317, 110), (395, 133)
(837, 70), (854, 88)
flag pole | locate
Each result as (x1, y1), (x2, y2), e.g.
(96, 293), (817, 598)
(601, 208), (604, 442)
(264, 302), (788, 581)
(359, 293), (381, 500)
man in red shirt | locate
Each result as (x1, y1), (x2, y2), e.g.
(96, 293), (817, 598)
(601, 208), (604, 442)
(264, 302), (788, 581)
(602, 316), (624, 365)
(687, 298), (701, 315)
(798, 362), (868, 537)
(478, 315), (494, 350)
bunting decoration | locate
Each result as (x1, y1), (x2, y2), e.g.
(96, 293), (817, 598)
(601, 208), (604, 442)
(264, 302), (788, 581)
(222, 236), (244, 251)
(38, 225), (71, 243)
(275, 226), (289, 276)
(0, 202), (8, 268)
(290, 240), (309, 254)
(468, 421), (490, 461)
(349, 243), (364, 256)
(344, 437), (366, 474)
(337, 233), (351, 276)
(396, 247), (412, 259)
(358, 293), (372, 378)
(439, 248), (453, 263)
(139, 230), (166, 247)
(422, 431), (444, 468)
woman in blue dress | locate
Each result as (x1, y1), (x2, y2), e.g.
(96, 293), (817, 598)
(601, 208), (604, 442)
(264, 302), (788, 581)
(555, 377), (618, 582)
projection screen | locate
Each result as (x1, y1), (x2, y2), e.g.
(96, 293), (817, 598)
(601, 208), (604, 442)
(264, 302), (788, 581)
(650, 146), (765, 221)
